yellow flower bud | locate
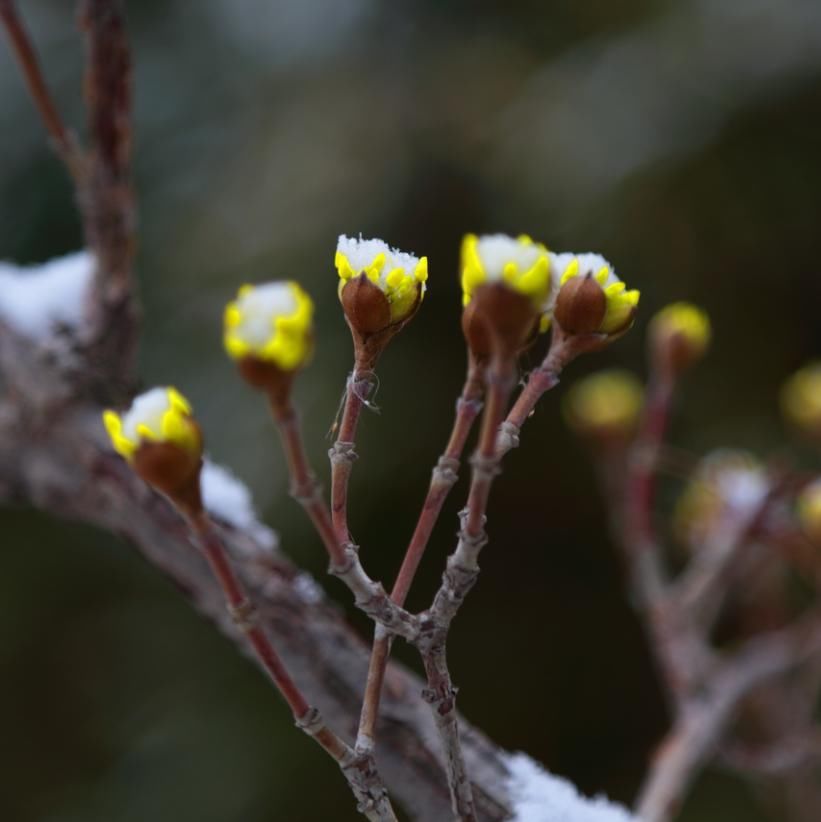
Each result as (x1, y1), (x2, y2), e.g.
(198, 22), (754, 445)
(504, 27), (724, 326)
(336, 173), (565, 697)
(563, 370), (644, 440)
(797, 479), (821, 544)
(781, 363), (821, 439)
(460, 233), (553, 358)
(552, 253), (639, 337)
(649, 302), (711, 375)
(674, 451), (768, 548)
(103, 387), (203, 514)
(336, 235), (427, 333)
(224, 281), (314, 371)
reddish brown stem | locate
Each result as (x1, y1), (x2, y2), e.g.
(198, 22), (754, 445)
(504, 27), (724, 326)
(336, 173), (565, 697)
(0, 0), (75, 166)
(190, 510), (397, 821)
(357, 365), (484, 752)
(330, 364), (376, 545)
(272, 397), (345, 568)
(191, 511), (311, 716)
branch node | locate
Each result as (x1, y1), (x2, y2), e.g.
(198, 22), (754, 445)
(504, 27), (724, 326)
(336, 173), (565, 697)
(227, 599), (258, 632)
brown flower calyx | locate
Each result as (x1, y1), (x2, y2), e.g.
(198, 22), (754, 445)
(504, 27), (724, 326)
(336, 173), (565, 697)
(235, 356), (298, 412)
(553, 274), (607, 335)
(340, 273), (422, 367)
(462, 283), (539, 360)
(132, 435), (203, 517)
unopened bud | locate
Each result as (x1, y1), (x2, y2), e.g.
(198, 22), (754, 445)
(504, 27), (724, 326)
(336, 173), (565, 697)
(223, 281), (314, 407)
(563, 370), (643, 441)
(781, 363), (821, 440)
(103, 387), (204, 515)
(460, 233), (553, 359)
(649, 302), (710, 376)
(797, 479), (821, 544)
(551, 253), (639, 338)
(336, 235), (427, 365)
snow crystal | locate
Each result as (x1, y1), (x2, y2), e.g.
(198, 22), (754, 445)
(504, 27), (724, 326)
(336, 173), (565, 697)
(200, 459), (276, 551)
(0, 251), (94, 338)
(505, 753), (637, 822)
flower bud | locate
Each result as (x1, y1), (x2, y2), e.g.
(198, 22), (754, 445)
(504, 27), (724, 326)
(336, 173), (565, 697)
(674, 450), (769, 549)
(797, 479), (821, 545)
(551, 253), (639, 338)
(563, 370), (643, 442)
(781, 363), (821, 440)
(336, 235), (427, 363)
(103, 387), (204, 514)
(223, 281), (314, 405)
(649, 302), (711, 376)
(460, 233), (554, 359)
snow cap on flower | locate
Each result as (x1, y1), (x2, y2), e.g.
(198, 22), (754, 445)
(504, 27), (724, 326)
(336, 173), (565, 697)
(781, 363), (821, 439)
(460, 233), (553, 358)
(103, 387), (203, 513)
(649, 302), (711, 374)
(797, 479), (821, 544)
(336, 234), (427, 334)
(224, 281), (313, 370)
(674, 450), (769, 547)
(461, 234), (553, 317)
(551, 252), (639, 336)
(563, 370), (644, 441)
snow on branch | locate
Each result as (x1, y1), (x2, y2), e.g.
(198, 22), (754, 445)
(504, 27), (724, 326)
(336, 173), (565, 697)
(505, 753), (637, 822)
(200, 458), (277, 551)
(0, 251), (94, 338)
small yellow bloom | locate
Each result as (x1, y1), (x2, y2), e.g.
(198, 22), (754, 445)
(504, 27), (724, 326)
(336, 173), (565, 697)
(563, 370), (644, 438)
(650, 303), (711, 371)
(460, 234), (553, 328)
(797, 479), (821, 544)
(552, 252), (639, 335)
(223, 281), (313, 370)
(336, 235), (427, 325)
(781, 363), (821, 437)
(103, 387), (202, 461)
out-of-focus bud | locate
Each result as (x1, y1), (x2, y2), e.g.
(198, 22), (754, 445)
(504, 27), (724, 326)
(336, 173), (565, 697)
(797, 479), (821, 545)
(781, 363), (821, 440)
(649, 302), (711, 376)
(460, 233), (554, 359)
(103, 387), (204, 514)
(674, 450), (769, 549)
(223, 281), (314, 405)
(335, 235), (427, 364)
(563, 370), (644, 442)
(551, 253), (639, 338)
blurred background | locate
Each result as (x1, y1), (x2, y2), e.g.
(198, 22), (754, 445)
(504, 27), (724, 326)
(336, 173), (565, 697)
(2, 0), (821, 819)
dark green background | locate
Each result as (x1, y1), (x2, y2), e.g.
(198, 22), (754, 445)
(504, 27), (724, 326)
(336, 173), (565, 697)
(2, 1), (820, 819)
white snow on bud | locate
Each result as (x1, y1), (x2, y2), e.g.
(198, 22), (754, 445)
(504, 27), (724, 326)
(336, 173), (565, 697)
(0, 251), (95, 338)
(476, 234), (545, 281)
(337, 234), (422, 281)
(505, 753), (636, 822)
(550, 251), (620, 287)
(201, 459), (276, 551)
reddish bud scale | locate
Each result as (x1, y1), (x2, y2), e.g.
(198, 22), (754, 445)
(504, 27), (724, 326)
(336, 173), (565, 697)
(462, 283), (539, 360)
(132, 434), (203, 516)
(554, 275), (607, 335)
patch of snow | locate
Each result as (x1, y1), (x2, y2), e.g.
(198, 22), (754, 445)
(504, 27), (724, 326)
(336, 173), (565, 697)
(293, 572), (324, 604)
(201, 459), (276, 551)
(337, 234), (424, 289)
(229, 281), (298, 348)
(0, 251), (94, 338)
(505, 753), (637, 822)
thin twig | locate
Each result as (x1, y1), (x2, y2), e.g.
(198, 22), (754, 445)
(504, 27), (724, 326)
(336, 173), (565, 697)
(189, 511), (398, 822)
(636, 609), (821, 822)
(330, 366), (377, 544)
(418, 351), (517, 822)
(356, 365), (484, 753)
(271, 399), (419, 642)
(0, 0), (79, 171)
